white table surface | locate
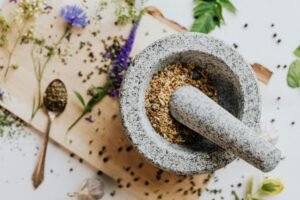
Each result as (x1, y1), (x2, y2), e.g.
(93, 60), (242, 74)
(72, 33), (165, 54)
(1, 0), (300, 199)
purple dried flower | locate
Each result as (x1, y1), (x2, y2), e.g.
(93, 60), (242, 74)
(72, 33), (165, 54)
(0, 89), (4, 101)
(103, 52), (111, 59)
(60, 5), (88, 28)
(108, 19), (140, 97)
(85, 115), (94, 123)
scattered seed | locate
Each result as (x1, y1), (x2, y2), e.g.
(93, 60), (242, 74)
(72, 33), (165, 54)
(103, 156), (110, 162)
(291, 121), (295, 125)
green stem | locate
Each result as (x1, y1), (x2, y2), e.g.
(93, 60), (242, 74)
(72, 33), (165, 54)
(30, 26), (72, 120)
(67, 79), (113, 133)
(67, 110), (88, 133)
(41, 25), (71, 75)
(4, 23), (27, 78)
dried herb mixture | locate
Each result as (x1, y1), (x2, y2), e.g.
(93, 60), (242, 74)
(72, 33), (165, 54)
(145, 63), (218, 144)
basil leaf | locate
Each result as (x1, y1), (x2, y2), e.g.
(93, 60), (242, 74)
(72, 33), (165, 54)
(218, 0), (236, 12)
(191, 1), (220, 33)
(74, 91), (86, 107)
(287, 60), (300, 88)
(294, 46), (300, 57)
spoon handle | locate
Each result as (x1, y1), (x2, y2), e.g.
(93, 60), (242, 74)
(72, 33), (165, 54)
(32, 114), (52, 189)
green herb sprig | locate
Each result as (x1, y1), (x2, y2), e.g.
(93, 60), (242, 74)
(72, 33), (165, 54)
(67, 80), (113, 132)
(191, 0), (236, 33)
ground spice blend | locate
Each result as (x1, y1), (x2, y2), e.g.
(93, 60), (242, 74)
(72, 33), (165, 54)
(145, 63), (218, 144)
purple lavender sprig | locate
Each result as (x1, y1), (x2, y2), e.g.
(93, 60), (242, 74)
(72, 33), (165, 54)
(67, 19), (140, 132)
(108, 19), (140, 97)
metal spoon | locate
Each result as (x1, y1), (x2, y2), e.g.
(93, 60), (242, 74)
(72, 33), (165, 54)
(32, 79), (68, 189)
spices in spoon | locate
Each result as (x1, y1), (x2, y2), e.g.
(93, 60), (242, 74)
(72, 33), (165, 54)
(43, 79), (68, 113)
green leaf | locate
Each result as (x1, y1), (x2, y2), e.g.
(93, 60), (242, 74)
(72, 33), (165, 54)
(191, 1), (221, 33)
(287, 60), (300, 88)
(218, 0), (236, 12)
(294, 46), (300, 57)
(74, 91), (86, 108)
(85, 79), (113, 112)
(260, 179), (284, 195)
(191, 12), (217, 33)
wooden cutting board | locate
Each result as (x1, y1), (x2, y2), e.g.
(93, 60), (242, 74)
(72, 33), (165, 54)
(0, 1), (272, 200)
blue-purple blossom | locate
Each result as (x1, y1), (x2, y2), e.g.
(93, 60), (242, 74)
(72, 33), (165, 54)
(0, 89), (4, 101)
(60, 5), (88, 28)
(103, 52), (111, 59)
(108, 19), (140, 97)
(85, 115), (94, 123)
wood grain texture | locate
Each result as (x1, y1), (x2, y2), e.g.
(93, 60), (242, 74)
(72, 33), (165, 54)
(0, 1), (209, 200)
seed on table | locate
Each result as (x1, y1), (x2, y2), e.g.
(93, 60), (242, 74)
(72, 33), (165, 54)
(291, 121), (295, 125)
(233, 43), (239, 48)
(97, 170), (103, 176)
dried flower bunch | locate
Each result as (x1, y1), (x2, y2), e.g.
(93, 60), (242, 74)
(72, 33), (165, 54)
(98, 0), (144, 26)
(14, 0), (47, 23)
(145, 63), (218, 144)
(1, 0), (47, 78)
(114, 1), (140, 26)
(0, 16), (10, 47)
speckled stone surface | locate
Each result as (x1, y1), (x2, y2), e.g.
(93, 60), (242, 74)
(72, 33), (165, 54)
(170, 86), (281, 172)
(120, 32), (261, 174)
